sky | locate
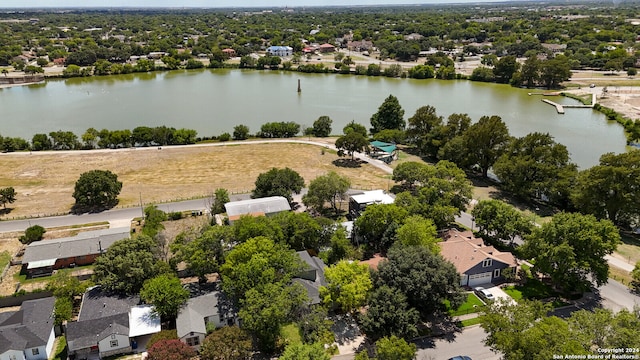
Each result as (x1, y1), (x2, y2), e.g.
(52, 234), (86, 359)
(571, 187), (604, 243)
(0, 0), (505, 8)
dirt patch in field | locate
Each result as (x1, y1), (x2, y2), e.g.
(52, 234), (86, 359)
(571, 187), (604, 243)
(0, 142), (390, 219)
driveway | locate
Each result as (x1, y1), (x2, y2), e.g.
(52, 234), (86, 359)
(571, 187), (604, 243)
(478, 283), (517, 306)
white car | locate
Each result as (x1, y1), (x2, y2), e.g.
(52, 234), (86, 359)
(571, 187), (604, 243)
(474, 287), (495, 301)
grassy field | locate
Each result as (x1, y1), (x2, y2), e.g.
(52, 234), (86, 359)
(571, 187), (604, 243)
(447, 293), (486, 316)
(0, 142), (391, 219)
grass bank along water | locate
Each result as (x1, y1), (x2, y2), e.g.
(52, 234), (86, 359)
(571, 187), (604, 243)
(0, 69), (626, 169)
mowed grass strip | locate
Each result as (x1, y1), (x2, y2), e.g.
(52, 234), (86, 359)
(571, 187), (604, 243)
(0, 142), (390, 218)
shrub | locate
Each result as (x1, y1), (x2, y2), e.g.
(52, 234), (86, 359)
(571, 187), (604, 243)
(19, 225), (46, 244)
(218, 133), (231, 142)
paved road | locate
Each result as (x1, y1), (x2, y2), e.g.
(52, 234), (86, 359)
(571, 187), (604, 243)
(415, 326), (500, 360)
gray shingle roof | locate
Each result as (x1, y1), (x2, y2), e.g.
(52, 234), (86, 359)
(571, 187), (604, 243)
(224, 196), (291, 217)
(22, 227), (130, 265)
(0, 297), (55, 353)
(294, 251), (327, 305)
(176, 290), (235, 339)
(78, 286), (140, 322)
(66, 313), (129, 351)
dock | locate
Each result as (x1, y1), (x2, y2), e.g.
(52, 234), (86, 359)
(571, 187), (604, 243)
(542, 99), (565, 114)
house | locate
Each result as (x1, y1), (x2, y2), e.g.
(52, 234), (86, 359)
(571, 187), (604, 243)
(318, 43), (336, 53)
(541, 43), (567, 54)
(348, 190), (395, 218)
(359, 253), (386, 271)
(66, 287), (160, 360)
(21, 227), (130, 278)
(293, 250), (327, 305)
(224, 196), (291, 224)
(369, 141), (398, 163)
(176, 285), (238, 350)
(222, 48), (236, 58)
(0, 297), (55, 360)
(347, 40), (373, 52)
(439, 229), (518, 287)
(266, 46), (293, 57)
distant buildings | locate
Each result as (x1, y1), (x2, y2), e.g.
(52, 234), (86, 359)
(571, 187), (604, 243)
(266, 46), (293, 57)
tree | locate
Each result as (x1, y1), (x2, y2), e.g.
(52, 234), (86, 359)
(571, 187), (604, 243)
(320, 260), (372, 313)
(311, 116), (333, 137)
(494, 55), (520, 83)
(147, 330), (178, 349)
(493, 132), (577, 207)
(335, 131), (369, 160)
(343, 120), (368, 137)
(232, 124), (250, 140)
(200, 326), (253, 360)
(395, 215), (439, 252)
(359, 285), (419, 341)
(520, 212), (620, 294)
(462, 115), (510, 178)
(240, 282), (307, 353)
(302, 171), (350, 215)
(147, 339), (196, 360)
(72, 170), (122, 212)
(280, 343), (330, 360)
(31, 133), (52, 151)
(571, 150), (640, 226)
(142, 205), (167, 239)
(394, 161), (472, 229)
(220, 237), (304, 300)
(405, 105), (444, 156)
(0, 187), (16, 210)
(375, 336), (416, 360)
(231, 215), (284, 244)
(540, 55), (572, 89)
(272, 212), (324, 250)
(520, 55), (540, 88)
(633, 262), (640, 290)
(252, 167), (304, 204)
(211, 188), (230, 215)
(172, 226), (225, 281)
(471, 199), (533, 245)
(297, 306), (334, 345)
(370, 95), (405, 134)
(376, 245), (465, 317)
(354, 204), (408, 253)
(140, 274), (189, 319)
(92, 235), (158, 295)
(53, 297), (73, 327)
(19, 224), (46, 244)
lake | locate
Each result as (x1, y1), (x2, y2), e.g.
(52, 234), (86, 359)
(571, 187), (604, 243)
(0, 69), (627, 168)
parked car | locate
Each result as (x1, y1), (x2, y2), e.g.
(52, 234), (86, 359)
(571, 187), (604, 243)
(448, 356), (472, 360)
(474, 287), (495, 301)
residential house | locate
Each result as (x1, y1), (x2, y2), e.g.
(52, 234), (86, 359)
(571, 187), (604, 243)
(293, 251), (327, 305)
(266, 46), (293, 57)
(541, 43), (567, 55)
(176, 285), (238, 351)
(0, 297), (55, 360)
(66, 287), (160, 360)
(224, 196), (291, 224)
(348, 190), (395, 218)
(21, 227), (129, 278)
(347, 40), (373, 52)
(318, 43), (336, 53)
(222, 48), (236, 58)
(439, 229), (518, 287)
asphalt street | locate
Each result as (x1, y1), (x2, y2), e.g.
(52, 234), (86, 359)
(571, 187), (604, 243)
(415, 326), (500, 360)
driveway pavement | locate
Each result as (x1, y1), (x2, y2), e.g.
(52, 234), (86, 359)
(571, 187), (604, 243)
(480, 284), (517, 306)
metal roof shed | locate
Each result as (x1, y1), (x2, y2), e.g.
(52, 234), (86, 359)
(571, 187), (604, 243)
(224, 196), (291, 219)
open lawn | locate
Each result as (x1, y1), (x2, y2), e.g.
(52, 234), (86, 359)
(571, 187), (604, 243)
(447, 293), (486, 316)
(0, 142), (391, 219)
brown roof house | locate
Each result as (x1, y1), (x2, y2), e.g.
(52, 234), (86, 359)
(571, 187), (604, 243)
(439, 229), (517, 288)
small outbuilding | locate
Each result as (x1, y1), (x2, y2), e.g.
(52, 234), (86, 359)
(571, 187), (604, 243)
(348, 190), (395, 218)
(369, 141), (398, 163)
(224, 196), (291, 224)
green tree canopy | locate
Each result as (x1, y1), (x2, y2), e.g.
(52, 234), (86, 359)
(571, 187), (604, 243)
(92, 235), (159, 295)
(0, 187), (16, 210)
(375, 336), (417, 360)
(252, 167), (304, 204)
(359, 285), (420, 341)
(354, 204), (408, 253)
(376, 245), (465, 317)
(19, 224), (46, 244)
(343, 120), (368, 137)
(302, 171), (350, 215)
(171, 225), (226, 281)
(405, 105), (444, 156)
(335, 131), (369, 160)
(520, 212), (620, 293)
(200, 326), (253, 360)
(211, 188), (230, 215)
(272, 211), (324, 251)
(462, 115), (510, 178)
(493, 132), (577, 207)
(320, 260), (373, 313)
(232, 124), (250, 140)
(311, 116), (333, 137)
(471, 199), (533, 245)
(395, 215), (439, 252)
(220, 236), (304, 300)
(72, 169), (122, 212)
(571, 150), (640, 226)
(140, 274), (189, 319)
(370, 94), (405, 134)
(279, 342), (330, 360)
